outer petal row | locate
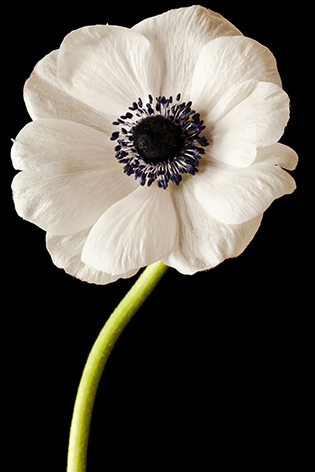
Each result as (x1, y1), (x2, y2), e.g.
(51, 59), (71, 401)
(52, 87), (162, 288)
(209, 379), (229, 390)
(24, 7), (282, 144)
(25, 7), (243, 125)
(46, 182), (264, 279)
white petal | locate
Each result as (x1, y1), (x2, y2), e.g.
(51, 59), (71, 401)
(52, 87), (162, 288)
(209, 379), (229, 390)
(162, 181), (263, 274)
(132, 5), (242, 99)
(82, 185), (176, 275)
(193, 143), (298, 225)
(57, 25), (162, 118)
(24, 50), (113, 135)
(258, 142), (298, 171)
(205, 80), (290, 167)
(11, 118), (138, 235)
(191, 35), (282, 116)
(46, 230), (139, 285)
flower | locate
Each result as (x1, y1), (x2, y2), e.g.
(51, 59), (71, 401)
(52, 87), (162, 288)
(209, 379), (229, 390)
(11, 6), (298, 284)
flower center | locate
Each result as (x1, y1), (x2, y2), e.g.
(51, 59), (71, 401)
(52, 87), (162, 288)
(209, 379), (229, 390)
(110, 94), (209, 189)
(132, 115), (185, 164)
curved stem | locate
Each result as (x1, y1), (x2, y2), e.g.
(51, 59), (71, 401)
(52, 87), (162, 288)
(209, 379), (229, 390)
(67, 261), (168, 472)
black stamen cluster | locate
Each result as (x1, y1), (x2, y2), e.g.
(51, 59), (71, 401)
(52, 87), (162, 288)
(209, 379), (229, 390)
(110, 94), (209, 189)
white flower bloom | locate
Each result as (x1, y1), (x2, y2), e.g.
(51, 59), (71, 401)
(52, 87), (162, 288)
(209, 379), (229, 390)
(11, 6), (298, 284)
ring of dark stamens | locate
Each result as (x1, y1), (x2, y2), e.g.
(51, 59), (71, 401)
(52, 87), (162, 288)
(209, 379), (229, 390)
(132, 115), (185, 164)
(110, 94), (209, 189)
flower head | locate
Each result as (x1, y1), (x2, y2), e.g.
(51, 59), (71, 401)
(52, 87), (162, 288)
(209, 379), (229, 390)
(11, 6), (298, 284)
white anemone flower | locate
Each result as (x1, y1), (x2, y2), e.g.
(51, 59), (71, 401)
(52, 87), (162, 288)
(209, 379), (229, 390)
(11, 6), (298, 284)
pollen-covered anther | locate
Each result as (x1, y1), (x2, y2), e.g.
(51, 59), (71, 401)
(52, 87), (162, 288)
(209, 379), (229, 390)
(111, 94), (209, 189)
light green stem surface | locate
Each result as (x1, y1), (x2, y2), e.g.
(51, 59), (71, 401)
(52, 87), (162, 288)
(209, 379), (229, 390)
(67, 261), (168, 472)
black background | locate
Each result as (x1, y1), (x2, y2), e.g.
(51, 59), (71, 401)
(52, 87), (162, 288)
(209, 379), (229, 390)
(5, 2), (309, 469)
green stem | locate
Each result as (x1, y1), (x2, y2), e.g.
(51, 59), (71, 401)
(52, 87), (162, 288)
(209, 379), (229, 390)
(67, 261), (168, 472)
